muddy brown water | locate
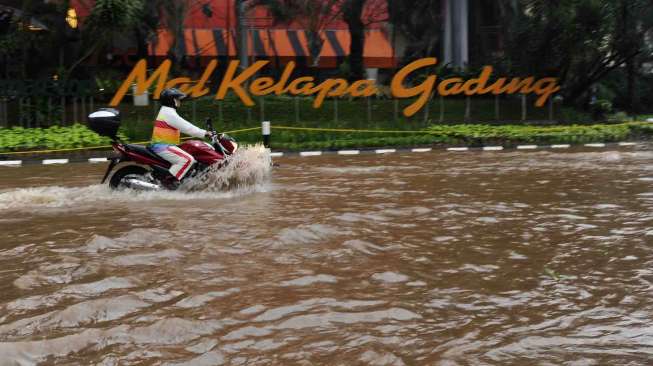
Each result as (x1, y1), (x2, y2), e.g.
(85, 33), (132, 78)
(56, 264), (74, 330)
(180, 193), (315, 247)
(0, 145), (652, 365)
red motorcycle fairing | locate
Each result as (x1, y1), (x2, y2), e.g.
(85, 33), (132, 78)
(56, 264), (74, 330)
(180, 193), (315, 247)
(178, 140), (224, 164)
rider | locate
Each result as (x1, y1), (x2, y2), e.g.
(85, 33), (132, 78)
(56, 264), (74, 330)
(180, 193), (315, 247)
(149, 88), (213, 184)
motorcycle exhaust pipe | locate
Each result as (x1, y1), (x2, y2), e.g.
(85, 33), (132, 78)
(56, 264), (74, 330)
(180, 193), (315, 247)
(124, 178), (162, 191)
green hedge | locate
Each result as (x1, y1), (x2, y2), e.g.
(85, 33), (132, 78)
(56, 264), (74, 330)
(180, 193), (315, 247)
(0, 121), (651, 153)
(0, 124), (125, 152)
(267, 122), (650, 150)
(116, 95), (592, 142)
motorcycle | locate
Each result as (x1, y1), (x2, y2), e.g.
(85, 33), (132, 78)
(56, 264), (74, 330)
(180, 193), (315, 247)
(88, 108), (238, 191)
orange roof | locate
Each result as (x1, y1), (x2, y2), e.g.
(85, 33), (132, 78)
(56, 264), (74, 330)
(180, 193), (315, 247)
(148, 28), (395, 68)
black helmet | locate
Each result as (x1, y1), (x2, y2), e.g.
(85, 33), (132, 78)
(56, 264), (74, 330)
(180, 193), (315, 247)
(160, 88), (187, 108)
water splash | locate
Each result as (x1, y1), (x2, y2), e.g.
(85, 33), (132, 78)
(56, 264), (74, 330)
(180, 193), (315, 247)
(181, 143), (272, 192)
(0, 145), (272, 211)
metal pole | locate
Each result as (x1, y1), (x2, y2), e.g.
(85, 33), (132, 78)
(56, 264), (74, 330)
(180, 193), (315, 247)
(81, 96), (86, 124)
(521, 94), (526, 121)
(494, 95), (500, 121)
(237, 0), (249, 70)
(294, 97), (299, 124)
(18, 98), (23, 127)
(260, 96), (265, 121)
(20, 98), (25, 128)
(393, 99), (398, 122)
(367, 96), (371, 124)
(73, 97), (78, 123)
(464, 96), (471, 122)
(61, 96), (65, 124)
(423, 93), (430, 125)
(439, 95), (444, 123)
(47, 97), (52, 126)
(548, 96), (553, 121)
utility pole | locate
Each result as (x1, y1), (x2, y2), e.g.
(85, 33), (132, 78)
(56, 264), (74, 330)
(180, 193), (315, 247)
(236, 0), (249, 70)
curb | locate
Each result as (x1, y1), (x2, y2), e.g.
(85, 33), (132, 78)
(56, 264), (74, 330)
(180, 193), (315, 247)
(267, 141), (639, 158)
(0, 142), (642, 167)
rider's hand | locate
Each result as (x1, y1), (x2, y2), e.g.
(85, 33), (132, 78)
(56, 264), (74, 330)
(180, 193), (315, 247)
(205, 131), (214, 138)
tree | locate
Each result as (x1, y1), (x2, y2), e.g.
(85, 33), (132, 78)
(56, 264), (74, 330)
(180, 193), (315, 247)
(342, 0), (366, 80)
(159, 0), (191, 71)
(501, 0), (653, 108)
(68, 0), (143, 74)
(132, 0), (161, 61)
(387, 0), (441, 62)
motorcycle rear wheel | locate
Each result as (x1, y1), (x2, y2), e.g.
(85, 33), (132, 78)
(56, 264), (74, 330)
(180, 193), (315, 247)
(109, 165), (150, 190)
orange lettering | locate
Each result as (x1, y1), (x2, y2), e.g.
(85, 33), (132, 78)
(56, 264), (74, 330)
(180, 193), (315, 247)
(287, 77), (315, 94)
(109, 59), (170, 106)
(311, 78), (349, 108)
(189, 59), (217, 97)
(391, 58), (437, 116)
(215, 60), (268, 106)
(250, 77), (276, 96)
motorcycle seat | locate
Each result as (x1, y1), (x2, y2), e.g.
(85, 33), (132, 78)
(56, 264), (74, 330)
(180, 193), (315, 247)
(124, 144), (169, 165)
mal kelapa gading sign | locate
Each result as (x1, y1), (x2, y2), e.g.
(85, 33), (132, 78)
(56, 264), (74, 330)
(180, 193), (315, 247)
(110, 58), (560, 117)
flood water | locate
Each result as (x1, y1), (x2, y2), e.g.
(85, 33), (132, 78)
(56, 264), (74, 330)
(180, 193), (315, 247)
(1, 145), (653, 365)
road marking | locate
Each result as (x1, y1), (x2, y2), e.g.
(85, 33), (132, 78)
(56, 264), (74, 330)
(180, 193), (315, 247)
(5, 140), (645, 166)
(338, 150), (360, 155)
(517, 145), (538, 150)
(42, 159), (69, 165)
(0, 160), (22, 166)
(299, 151), (322, 156)
(88, 157), (108, 163)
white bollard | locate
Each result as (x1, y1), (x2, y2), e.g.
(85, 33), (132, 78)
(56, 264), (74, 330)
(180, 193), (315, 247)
(262, 121), (270, 148)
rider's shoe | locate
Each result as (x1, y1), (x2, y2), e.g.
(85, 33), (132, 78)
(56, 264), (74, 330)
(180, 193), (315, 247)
(161, 174), (181, 190)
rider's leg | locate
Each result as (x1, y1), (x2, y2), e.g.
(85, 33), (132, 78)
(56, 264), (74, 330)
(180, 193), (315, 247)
(154, 146), (196, 181)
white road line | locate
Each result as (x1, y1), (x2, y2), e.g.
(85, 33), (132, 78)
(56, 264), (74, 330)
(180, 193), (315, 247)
(517, 145), (538, 150)
(4, 140), (640, 167)
(337, 150), (360, 155)
(0, 160), (22, 166)
(299, 151), (322, 157)
(42, 159), (69, 165)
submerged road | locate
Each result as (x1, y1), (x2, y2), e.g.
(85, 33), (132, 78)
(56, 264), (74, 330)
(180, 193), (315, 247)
(1, 145), (652, 364)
